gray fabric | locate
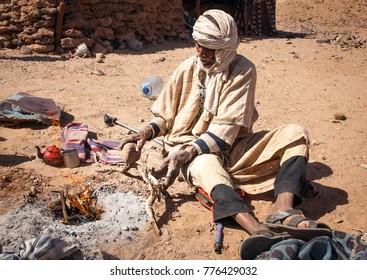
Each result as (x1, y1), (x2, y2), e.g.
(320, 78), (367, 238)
(0, 92), (61, 125)
(255, 230), (367, 260)
(0, 236), (84, 260)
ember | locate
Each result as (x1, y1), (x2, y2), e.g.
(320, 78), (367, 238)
(48, 184), (104, 225)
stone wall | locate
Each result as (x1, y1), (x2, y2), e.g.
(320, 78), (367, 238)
(0, 0), (187, 53)
(0, 0), (58, 53)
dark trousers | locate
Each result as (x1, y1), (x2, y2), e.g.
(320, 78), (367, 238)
(211, 156), (307, 222)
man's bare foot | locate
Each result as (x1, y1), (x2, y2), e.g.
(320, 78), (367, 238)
(271, 192), (310, 228)
(232, 212), (271, 235)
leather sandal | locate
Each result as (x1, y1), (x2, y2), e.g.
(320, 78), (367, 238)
(263, 209), (332, 241)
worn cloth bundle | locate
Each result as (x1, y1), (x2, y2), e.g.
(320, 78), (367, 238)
(245, 230), (367, 260)
(0, 236), (84, 260)
(0, 92), (61, 125)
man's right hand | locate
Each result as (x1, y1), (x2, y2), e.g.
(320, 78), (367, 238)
(117, 126), (153, 152)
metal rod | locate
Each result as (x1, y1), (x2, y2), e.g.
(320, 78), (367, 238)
(114, 119), (139, 134)
(104, 114), (163, 146)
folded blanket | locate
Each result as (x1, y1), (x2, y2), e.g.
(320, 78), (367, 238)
(0, 236), (84, 260)
(61, 122), (126, 165)
(0, 92), (61, 125)
(61, 122), (90, 162)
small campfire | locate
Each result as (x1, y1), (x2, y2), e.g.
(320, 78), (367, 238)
(47, 183), (104, 225)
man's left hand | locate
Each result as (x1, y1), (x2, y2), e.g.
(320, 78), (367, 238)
(151, 150), (191, 189)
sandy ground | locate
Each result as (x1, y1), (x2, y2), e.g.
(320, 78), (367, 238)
(1, 0), (367, 260)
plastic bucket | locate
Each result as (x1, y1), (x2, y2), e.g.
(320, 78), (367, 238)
(75, 43), (91, 57)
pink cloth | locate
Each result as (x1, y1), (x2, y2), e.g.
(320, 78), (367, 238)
(61, 122), (89, 161)
(61, 121), (125, 164)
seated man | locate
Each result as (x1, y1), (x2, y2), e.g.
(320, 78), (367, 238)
(118, 9), (331, 255)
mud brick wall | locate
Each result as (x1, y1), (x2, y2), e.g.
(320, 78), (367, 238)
(0, 0), (58, 53)
(0, 0), (187, 53)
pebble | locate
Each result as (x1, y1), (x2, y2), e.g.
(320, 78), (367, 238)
(331, 119), (341, 123)
(91, 69), (105, 76)
(96, 53), (105, 63)
(334, 112), (347, 120)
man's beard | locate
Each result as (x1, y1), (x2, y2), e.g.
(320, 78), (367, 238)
(200, 57), (215, 67)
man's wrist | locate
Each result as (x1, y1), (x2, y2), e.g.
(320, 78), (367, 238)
(183, 145), (198, 162)
(144, 126), (154, 140)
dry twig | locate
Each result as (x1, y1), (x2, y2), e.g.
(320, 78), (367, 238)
(137, 164), (165, 236)
(59, 189), (69, 223)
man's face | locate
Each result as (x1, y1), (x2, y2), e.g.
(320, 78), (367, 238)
(195, 43), (216, 67)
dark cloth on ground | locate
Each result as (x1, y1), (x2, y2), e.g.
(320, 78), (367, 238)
(0, 236), (84, 260)
(255, 230), (367, 260)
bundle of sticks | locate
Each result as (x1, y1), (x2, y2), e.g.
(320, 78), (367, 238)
(48, 185), (103, 224)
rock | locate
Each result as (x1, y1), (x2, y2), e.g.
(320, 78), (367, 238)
(91, 69), (105, 76)
(121, 143), (141, 164)
(155, 57), (165, 63)
(90, 27), (115, 41)
(20, 45), (32, 54)
(106, 46), (113, 53)
(179, 32), (190, 40)
(96, 53), (105, 63)
(63, 29), (85, 38)
(101, 40), (111, 48)
(60, 37), (95, 49)
(334, 112), (347, 121)
(99, 17), (113, 27)
(91, 42), (107, 53)
(117, 41), (127, 50)
(28, 44), (54, 53)
(126, 39), (143, 51)
(115, 32), (136, 41)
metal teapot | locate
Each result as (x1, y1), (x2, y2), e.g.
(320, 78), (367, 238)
(35, 145), (64, 167)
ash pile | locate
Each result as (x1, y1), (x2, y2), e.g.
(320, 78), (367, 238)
(0, 182), (148, 259)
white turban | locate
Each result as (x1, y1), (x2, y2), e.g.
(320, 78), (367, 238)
(192, 9), (239, 51)
(192, 9), (239, 118)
